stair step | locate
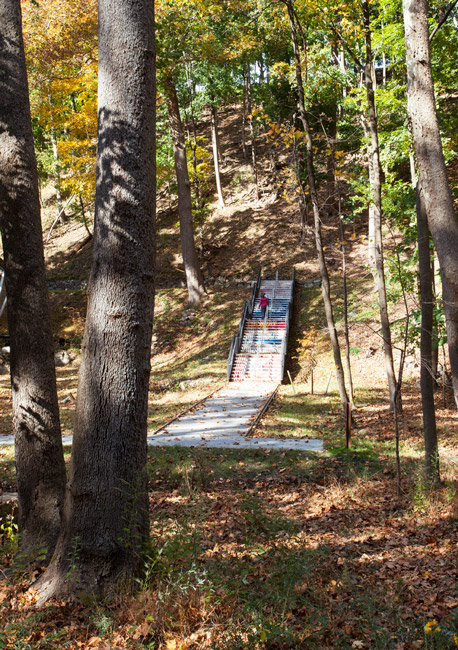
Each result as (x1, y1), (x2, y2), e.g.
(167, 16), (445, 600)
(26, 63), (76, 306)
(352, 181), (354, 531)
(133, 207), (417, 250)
(229, 274), (294, 383)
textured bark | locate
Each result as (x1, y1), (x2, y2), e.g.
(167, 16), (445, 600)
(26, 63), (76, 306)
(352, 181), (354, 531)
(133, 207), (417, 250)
(245, 65), (259, 201)
(185, 64), (200, 205)
(165, 78), (204, 307)
(37, 0), (156, 601)
(286, 0), (349, 411)
(242, 70), (247, 161)
(362, 1), (398, 411)
(0, 0), (66, 560)
(416, 182), (440, 483)
(210, 104), (225, 208)
(338, 192), (354, 404)
(403, 0), (458, 410)
(361, 116), (377, 272)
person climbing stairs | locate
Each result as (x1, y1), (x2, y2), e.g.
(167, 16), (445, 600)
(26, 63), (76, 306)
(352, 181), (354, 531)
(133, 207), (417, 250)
(228, 269), (294, 383)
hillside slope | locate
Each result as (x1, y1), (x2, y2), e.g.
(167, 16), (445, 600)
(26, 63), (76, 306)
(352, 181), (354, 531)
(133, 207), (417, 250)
(0, 104), (456, 456)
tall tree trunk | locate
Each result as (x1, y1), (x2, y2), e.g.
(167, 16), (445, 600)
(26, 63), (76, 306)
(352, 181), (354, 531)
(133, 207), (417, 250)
(245, 64), (259, 201)
(210, 104), (225, 208)
(417, 181), (440, 484)
(37, 0), (156, 602)
(403, 0), (458, 410)
(241, 70), (247, 161)
(185, 64), (200, 205)
(361, 116), (377, 272)
(165, 78), (204, 307)
(325, 116), (337, 218)
(292, 126), (308, 235)
(338, 189), (355, 404)
(285, 0), (349, 411)
(0, 0), (66, 561)
(362, 0), (398, 411)
(324, 44), (339, 218)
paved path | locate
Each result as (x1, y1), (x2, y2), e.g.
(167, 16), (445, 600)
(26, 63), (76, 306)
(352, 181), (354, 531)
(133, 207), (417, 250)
(149, 382), (323, 451)
(0, 383), (323, 452)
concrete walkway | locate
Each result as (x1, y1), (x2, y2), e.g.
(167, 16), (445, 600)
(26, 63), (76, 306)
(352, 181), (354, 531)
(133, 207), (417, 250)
(0, 383), (323, 452)
(148, 382), (323, 451)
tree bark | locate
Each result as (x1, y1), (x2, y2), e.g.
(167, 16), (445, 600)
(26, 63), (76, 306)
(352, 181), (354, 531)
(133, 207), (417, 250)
(0, 0), (66, 561)
(338, 190), (354, 404)
(242, 69), (247, 161)
(185, 63), (200, 206)
(165, 77), (205, 307)
(416, 181), (440, 483)
(245, 64), (259, 201)
(210, 103), (225, 208)
(403, 0), (458, 410)
(37, 0), (156, 602)
(362, 0), (398, 411)
(285, 0), (349, 411)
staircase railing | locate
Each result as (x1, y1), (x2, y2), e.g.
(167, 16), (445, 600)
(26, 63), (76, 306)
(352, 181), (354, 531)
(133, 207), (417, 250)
(227, 299), (250, 380)
(249, 265), (262, 315)
(228, 267), (295, 382)
(227, 334), (237, 381)
(280, 301), (290, 381)
(273, 270), (278, 299)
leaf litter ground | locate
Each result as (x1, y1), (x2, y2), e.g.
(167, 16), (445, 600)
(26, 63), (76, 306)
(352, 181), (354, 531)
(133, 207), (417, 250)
(1, 435), (458, 649)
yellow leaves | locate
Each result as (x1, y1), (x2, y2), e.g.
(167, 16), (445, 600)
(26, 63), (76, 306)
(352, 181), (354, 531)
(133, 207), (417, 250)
(186, 136), (211, 186)
(165, 640), (188, 650)
(24, 0), (98, 202)
(23, 0), (97, 74)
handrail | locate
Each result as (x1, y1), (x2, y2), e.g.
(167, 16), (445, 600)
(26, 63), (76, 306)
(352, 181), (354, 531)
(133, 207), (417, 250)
(228, 266), (296, 383)
(238, 302), (247, 342)
(249, 283), (257, 315)
(250, 265), (262, 314)
(245, 384), (279, 437)
(227, 333), (237, 380)
(280, 337), (286, 381)
(279, 280), (293, 381)
(228, 296), (252, 380)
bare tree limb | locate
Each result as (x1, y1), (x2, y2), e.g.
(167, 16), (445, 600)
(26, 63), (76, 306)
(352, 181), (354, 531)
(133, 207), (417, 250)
(430, 0), (458, 42)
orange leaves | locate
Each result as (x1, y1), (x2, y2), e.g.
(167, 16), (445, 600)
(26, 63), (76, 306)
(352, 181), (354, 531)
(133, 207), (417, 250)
(22, 0), (97, 76)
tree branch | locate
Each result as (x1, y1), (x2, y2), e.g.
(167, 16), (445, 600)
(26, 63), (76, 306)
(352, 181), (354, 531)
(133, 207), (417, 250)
(430, 0), (458, 42)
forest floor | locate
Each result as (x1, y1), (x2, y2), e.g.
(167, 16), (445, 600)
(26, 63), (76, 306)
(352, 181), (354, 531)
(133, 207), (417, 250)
(0, 106), (458, 649)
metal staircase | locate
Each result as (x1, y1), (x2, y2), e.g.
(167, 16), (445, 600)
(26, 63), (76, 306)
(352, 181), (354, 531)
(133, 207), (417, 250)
(227, 268), (295, 383)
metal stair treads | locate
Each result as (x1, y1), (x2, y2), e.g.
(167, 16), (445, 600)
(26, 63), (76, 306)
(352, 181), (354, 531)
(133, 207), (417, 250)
(227, 269), (295, 383)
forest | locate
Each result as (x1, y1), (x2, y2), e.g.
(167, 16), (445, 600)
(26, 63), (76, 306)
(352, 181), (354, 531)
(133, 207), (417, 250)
(0, 0), (458, 648)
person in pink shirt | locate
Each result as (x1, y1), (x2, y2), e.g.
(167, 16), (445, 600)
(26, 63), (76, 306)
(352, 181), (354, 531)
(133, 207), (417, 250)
(259, 292), (269, 319)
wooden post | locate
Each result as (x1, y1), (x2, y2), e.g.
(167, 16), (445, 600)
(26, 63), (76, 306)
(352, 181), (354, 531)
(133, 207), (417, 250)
(287, 370), (296, 395)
